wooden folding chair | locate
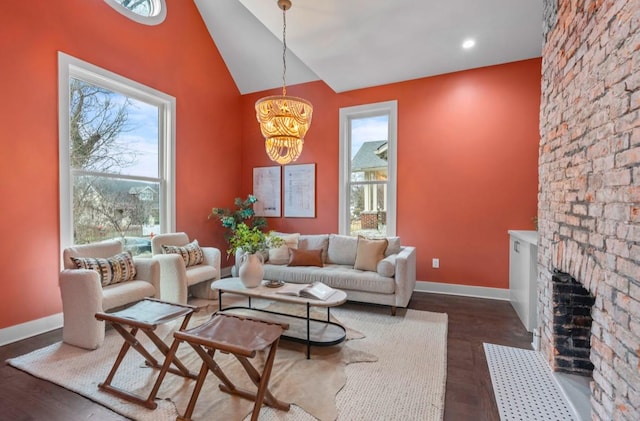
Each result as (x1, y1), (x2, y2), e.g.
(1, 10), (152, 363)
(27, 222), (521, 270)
(160, 313), (290, 421)
(95, 298), (198, 409)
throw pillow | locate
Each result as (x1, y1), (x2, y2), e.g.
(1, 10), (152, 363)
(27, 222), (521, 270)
(326, 234), (358, 265)
(354, 236), (388, 272)
(70, 251), (137, 287)
(268, 233), (300, 265)
(161, 239), (204, 267)
(384, 236), (402, 256)
(288, 248), (323, 267)
(298, 234), (330, 262)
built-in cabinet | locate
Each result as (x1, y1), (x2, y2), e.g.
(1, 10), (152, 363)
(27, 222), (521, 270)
(508, 230), (538, 332)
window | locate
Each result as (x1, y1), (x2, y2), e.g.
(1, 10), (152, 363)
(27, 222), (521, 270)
(104, 0), (167, 25)
(339, 100), (397, 237)
(59, 52), (175, 256)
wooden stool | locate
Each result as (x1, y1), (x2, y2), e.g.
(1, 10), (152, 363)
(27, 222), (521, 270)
(94, 298), (198, 409)
(163, 313), (290, 421)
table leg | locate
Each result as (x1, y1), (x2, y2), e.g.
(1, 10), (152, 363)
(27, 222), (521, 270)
(218, 289), (223, 311)
(306, 303), (311, 359)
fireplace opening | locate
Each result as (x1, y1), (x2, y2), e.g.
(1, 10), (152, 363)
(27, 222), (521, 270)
(551, 270), (595, 376)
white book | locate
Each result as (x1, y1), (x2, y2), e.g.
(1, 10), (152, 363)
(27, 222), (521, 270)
(276, 281), (337, 301)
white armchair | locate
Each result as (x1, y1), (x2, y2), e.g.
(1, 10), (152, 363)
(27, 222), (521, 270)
(59, 240), (160, 350)
(151, 232), (221, 304)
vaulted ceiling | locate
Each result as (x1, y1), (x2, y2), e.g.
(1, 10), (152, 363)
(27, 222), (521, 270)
(194, 0), (543, 94)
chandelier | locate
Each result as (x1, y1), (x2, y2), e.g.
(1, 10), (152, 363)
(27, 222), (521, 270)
(255, 0), (313, 165)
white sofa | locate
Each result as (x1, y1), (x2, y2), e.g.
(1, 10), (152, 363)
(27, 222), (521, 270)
(259, 233), (416, 315)
(59, 240), (160, 350)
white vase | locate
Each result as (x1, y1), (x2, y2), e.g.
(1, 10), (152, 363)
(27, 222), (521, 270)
(238, 251), (264, 288)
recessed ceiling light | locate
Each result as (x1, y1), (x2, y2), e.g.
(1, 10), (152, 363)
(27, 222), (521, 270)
(462, 39), (476, 49)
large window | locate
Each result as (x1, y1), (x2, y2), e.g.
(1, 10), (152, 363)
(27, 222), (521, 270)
(59, 52), (175, 256)
(339, 100), (397, 237)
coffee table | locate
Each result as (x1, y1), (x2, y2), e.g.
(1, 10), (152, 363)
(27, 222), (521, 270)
(211, 278), (347, 359)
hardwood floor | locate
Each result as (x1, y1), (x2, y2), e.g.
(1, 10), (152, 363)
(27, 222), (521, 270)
(0, 292), (532, 420)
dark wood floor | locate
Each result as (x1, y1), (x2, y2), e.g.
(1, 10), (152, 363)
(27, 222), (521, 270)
(0, 292), (532, 420)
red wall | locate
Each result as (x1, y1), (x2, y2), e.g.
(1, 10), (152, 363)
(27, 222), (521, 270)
(241, 59), (541, 289)
(0, 1), (242, 328)
(0, 1), (540, 331)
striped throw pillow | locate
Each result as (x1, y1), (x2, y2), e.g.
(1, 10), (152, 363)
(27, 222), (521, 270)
(161, 239), (204, 267)
(70, 251), (137, 287)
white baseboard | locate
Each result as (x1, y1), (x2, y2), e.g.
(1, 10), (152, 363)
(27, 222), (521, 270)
(415, 280), (510, 301)
(0, 313), (63, 347)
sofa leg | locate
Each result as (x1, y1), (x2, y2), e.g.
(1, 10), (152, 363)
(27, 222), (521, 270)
(390, 306), (396, 316)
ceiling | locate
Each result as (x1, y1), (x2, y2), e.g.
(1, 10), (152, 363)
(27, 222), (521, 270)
(193, 0), (543, 94)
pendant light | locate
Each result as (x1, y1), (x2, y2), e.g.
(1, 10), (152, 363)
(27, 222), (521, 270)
(255, 0), (313, 165)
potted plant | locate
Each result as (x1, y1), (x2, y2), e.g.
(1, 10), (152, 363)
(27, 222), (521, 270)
(209, 194), (282, 256)
(225, 222), (284, 288)
(209, 195), (282, 287)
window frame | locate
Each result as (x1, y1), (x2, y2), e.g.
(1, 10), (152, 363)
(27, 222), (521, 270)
(58, 52), (176, 255)
(338, 100), (398, 236)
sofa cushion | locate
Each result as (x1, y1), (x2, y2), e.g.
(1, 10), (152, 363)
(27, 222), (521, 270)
(377, 254), (397, 277)
(268, 233), (300, 265)
(70, 251), (137, 287)
(298, 234), (329, 262)
(326, 234), (358, 266)
(161, 240), (204, 267)
(185, 264), (217, 286)
(288, 248), (323, 267)
(102, 280), (156, 311)
(354, 237), (388, 272)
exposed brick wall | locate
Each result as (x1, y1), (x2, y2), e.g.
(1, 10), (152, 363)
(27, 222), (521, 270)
(539, 1), (640, 420)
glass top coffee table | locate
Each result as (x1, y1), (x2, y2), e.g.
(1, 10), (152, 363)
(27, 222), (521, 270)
(211, 278), (347, 359)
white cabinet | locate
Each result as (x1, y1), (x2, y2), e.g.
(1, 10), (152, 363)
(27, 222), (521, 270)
(508, 230), (538, 332)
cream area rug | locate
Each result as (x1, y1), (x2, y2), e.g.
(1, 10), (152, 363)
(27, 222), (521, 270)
(7, 302), (447, 421)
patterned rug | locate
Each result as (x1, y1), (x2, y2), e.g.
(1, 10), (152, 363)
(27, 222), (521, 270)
(7, 302), (447, 420)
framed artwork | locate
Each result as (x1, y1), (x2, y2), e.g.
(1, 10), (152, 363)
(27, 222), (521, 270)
(252, 166), (281, 217)
(284, 163), (315, 218)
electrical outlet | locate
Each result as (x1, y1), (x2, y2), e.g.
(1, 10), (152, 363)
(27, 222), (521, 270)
(432, 258), (440, 268)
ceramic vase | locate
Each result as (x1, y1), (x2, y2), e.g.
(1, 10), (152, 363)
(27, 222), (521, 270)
(238, 251), (264, 288)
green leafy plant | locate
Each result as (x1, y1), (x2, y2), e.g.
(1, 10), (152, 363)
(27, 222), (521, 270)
(227, 223), (266, 255)
(209, 195), (282, 256)
(209, 194), (266, 235)
(226, 223), (284, 257)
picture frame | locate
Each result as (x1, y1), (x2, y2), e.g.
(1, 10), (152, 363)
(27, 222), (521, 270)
(252, 166), (281, 217)
(283, 163), (315, 218)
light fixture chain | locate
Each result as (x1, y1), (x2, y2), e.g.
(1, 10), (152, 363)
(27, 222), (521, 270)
(282, 4), (287, 96)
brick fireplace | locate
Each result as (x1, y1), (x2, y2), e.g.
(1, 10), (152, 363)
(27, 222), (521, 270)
(539, 1), (639, 420)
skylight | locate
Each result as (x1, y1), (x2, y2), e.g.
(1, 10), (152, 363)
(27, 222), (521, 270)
(104, 0), (166, 25)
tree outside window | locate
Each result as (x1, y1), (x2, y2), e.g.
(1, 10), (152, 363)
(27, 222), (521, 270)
(67, 78), (161, 255)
